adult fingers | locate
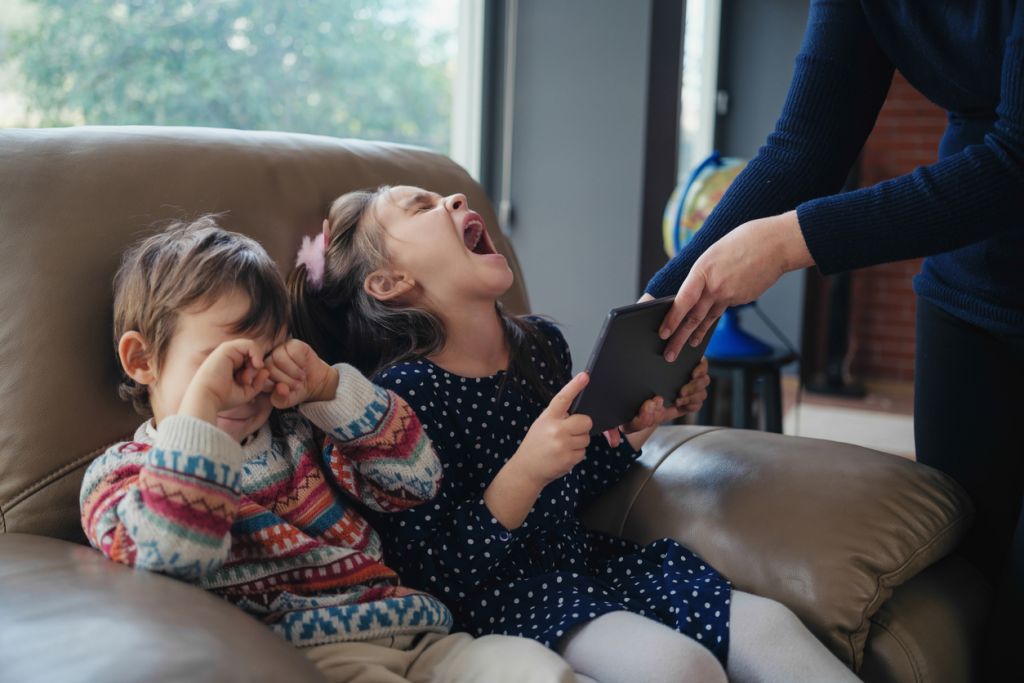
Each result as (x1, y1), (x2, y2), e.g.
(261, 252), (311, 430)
(663, 294), (715, 362)
(688, 303), (727, 348)
(658, 272), (705, 342)
(546, 372), (590, 416)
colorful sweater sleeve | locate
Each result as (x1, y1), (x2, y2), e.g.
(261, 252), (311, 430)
(298, 363), (442, 513)
(79, 416), (244, 580)
(646, 0), (895, 296)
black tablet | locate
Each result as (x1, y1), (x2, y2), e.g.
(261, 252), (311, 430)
(569, 296), (716, 435)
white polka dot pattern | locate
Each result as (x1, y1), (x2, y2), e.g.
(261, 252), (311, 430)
(367, 318), (731, 663)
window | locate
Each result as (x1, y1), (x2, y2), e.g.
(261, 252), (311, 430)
(678, 0), (721, 181)
(0, 0), (482, 175)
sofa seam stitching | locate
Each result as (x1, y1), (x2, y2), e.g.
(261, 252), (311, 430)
(617, 427), (724, 537)
(864, 617), (923, 682)
(846, 511), (969, 669)
(2, 438), (127, 513)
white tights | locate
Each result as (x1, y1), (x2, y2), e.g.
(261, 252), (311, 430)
(559, 591), (861, 683)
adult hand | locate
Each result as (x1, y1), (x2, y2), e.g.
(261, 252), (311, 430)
(651, 210), (813, 362)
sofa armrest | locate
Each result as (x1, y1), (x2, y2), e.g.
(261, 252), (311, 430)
(0, 534), (326, 683)
(581, 426), (974, 671)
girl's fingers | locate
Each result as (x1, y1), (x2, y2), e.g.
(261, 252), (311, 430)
(603, 428), (621, 447)
(564, 412), (594, 436)
(570, 434), (591, 450)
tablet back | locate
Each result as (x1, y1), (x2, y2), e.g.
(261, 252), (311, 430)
(569, 297), (716, 434)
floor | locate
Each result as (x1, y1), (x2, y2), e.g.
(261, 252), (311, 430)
(780, 376), (916, 460)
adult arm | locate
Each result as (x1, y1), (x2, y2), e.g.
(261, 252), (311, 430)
(651, 1), (1024, 355)
(646, 0), (895, 300)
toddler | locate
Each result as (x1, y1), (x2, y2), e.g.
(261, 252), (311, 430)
(81, 218), (576, 683)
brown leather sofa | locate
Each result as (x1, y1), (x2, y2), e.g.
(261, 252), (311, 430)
(0, 127), (991, 682)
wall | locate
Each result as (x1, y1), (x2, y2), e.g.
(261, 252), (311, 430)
(503, 0), (653, 369)
(850, 71), (947, 382)
(713, 0), (810, 363)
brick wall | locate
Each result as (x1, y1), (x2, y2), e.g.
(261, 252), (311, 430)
(848, 71), (947, 382)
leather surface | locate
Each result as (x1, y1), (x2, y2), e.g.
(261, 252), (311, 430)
(0, 126), (528, 541)
(0, 533), (326, 683)
(859, 555), (991, 683)
(585, 425), (975, 671)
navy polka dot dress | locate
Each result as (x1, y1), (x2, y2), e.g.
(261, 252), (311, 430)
(367, 318), (732, 663)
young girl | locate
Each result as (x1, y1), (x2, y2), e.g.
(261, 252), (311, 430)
(289, 186), (861, 683)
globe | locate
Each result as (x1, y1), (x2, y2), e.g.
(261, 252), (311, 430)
(662, 151), (773, 358)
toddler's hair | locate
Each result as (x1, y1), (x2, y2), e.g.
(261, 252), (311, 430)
(289, 187), (562, 400)
(113, 216), (288, 415)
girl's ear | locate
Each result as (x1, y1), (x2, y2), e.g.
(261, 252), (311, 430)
(364, 269), (416, 302)
(118, 331), (157, 386)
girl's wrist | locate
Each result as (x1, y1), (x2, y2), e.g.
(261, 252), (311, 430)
(497, 456), (546, 498)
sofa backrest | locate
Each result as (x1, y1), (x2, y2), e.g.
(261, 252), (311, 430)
(0, 126), (529, 542)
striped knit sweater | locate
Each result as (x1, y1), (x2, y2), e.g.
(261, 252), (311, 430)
(80, 363), (453, 646)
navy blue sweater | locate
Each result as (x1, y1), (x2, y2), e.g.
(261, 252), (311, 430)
(646, 0), (1024, 335)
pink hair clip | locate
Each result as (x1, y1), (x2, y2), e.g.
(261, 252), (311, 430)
(295, 230), (326, 291)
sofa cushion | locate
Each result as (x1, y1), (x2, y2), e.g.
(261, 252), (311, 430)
(0, 533), (326, 683)
(0, 126), (528, 542)
(584, 426), (975, 670)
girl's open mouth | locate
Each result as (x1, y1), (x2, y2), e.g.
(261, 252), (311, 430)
(462, 212), (497, 255)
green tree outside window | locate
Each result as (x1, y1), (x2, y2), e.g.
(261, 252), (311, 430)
(0, 0), (456, 153)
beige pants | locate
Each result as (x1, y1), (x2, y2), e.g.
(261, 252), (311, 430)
(305, 631), (578, 683)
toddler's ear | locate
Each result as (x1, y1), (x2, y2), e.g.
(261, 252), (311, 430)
(364, 269), (415, 302)
(118, 331), (157, 386)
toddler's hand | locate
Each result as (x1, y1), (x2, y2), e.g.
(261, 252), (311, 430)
(264, 339), (339, 409)
(511, 372), (593, 489)
(180, 339), (271, 421)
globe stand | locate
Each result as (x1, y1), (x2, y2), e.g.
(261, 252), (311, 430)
(705, 305), (773, 359)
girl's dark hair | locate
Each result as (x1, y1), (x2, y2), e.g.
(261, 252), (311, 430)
(288, 187), (564, 401)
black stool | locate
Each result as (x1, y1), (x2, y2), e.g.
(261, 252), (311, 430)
(696, 349), (798, 433)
